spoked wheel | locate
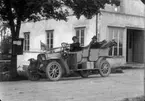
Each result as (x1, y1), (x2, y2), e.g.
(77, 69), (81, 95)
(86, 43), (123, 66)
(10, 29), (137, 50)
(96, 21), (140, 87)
(99, 60), (111, 77)
(27, 70), (40, 81)
(46, 61), (62, 81)
(79, 70), (89, 78)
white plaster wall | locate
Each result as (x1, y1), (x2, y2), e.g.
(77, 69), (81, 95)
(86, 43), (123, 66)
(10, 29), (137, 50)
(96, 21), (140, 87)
(103, 0), (144, 16)
(17, 16), (96, 67)
(99, 11), (144, 66)
(17, 0), (145, 68)
(99, 12), (144, 42)
(123, 0), (144, 16)
(17, 52), (40, 67)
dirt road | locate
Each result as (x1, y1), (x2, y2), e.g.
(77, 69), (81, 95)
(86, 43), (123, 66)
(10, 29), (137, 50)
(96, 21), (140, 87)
(0, 69), (144, 101)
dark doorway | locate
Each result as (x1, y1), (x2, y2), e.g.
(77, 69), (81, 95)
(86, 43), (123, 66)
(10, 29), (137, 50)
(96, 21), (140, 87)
(127, 29), (144, 63)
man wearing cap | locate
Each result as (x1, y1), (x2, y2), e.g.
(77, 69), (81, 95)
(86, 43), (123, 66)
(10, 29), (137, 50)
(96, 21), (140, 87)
(89, 36), (106, 49)
(70, 36), (82, 52)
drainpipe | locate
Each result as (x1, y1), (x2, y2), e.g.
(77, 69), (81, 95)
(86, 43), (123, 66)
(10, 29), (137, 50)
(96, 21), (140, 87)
(96, 13), (98, 36)
(96, 13), (99, 40)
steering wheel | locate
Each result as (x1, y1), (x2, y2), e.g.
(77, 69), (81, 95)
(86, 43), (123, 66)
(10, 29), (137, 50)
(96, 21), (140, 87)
(61, 42), (70, 59)
(61, 42), (67, 48)
(61, 42), (70, 50)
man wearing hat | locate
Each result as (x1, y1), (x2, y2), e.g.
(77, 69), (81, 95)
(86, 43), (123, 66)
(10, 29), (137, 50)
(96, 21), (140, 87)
(89, 35), (106, 48)
(70, 36), (82, 52)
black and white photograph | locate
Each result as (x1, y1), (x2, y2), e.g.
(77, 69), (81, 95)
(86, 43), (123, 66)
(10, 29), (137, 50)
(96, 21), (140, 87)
(0, 0), (144, 101)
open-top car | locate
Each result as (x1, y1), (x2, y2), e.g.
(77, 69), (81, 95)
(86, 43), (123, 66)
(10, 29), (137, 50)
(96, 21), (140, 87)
(27, 40), (117, 81)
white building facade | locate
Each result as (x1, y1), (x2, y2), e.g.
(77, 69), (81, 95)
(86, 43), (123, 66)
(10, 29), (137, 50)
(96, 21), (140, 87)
(18, 0), (145, 68)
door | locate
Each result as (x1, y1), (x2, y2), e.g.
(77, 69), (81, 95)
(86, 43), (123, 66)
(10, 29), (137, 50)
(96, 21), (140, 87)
(132, 30), (144, 63)
(126, 29), (133, 63)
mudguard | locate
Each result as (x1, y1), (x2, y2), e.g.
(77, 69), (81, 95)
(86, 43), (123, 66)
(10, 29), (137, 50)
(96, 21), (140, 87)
(95, 57), (106, 68)
(95, 56), (112, 68)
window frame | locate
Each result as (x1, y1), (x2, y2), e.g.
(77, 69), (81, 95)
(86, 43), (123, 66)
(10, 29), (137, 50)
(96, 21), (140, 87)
(24, 32), (30, 51)
(75, 27), (85, 46)
(108, 27), (124, 56)
(46, 30), (54, 49)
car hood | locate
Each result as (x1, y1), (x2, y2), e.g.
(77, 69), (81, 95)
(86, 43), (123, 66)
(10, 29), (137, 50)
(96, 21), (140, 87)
(45, 52), (62, 60)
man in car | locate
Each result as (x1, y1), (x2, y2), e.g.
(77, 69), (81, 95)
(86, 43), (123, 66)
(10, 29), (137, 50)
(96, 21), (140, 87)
(89, 36), (107, 49)
(70, 36), (82, 52)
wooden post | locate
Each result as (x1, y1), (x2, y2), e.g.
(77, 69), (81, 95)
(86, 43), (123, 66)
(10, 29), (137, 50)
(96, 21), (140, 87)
(11, 34), (18, 78)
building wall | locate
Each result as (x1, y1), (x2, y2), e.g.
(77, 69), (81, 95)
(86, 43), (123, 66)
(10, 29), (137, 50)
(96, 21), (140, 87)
(99, 12), (144, 66)
(98, 0), (144, 40)
(103, 0), (144, 16)
(98, 0), (145, 66)
(99, 11), (144, 40)
(123, 0), (144, 16)
(17, 16), (96, 67)
(17, 0), (145, 68)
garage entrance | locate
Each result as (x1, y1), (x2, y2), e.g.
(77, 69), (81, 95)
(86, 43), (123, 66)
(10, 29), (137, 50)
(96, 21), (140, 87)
(126, 29), (144, 63)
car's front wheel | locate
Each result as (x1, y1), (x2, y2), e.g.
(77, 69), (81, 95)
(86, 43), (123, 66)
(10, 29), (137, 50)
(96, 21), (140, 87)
(46, 60), (62, 81)
(99, 60), (111, 77)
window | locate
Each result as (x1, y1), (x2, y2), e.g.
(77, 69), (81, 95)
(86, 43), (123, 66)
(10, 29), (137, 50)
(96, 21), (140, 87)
(75, 27), (85, 46)
(24, 32), (30, 51)
(46, 30), (53, 49)
(108, 27), (124, 56)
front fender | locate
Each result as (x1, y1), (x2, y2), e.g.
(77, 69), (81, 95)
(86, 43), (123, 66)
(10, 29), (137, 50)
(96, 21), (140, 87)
(95, 57), (106, 68)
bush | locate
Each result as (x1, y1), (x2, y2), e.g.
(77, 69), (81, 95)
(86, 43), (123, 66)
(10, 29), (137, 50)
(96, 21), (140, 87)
(0, 62), (12, 81)
(0, 36), (12, 55)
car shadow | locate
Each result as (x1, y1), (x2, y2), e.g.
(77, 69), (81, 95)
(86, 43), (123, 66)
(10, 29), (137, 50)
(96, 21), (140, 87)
(36, 75), (103, 82)
(62, 75), (102, 81)
(11, 71), (124, 82)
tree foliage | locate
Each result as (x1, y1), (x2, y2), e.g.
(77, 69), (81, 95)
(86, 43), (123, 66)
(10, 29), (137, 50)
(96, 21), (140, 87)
(0, 0), (120, 38)
(0, 25), (11, 55)
(0, 0), (70, 39)
(63, 0), (120, 19)
(0, 0), (120, 76)
(141, 0), (145, 4)
(0, 36), (12, 54)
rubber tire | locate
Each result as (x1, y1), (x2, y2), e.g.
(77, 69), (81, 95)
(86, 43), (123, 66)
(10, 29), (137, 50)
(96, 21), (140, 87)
(79, 70), (89, 78)
(27, 70), (40, 81)
(99, 60), (111, 77)
(46, 61), (62, 81)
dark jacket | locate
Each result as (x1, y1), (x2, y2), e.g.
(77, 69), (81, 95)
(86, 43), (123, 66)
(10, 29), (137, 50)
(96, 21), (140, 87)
(70, 42), (82, 52)
(90, 42), (101, 49)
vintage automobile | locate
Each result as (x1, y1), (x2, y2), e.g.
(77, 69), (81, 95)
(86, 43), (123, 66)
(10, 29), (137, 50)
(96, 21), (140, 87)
(27, 40), (117, 81)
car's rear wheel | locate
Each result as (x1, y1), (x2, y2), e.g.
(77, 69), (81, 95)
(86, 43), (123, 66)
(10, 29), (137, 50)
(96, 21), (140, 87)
(99, 60), (111, 77)
(79, 70), (89, 78)
(46, 61), (62, 81)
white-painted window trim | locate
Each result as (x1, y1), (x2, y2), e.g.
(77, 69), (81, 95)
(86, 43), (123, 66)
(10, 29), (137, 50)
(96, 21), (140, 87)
(75, 27), (85, 46)
(108, 27), (123, 56)
(24, 32), (30, 51)
(46, 30), (54, 49)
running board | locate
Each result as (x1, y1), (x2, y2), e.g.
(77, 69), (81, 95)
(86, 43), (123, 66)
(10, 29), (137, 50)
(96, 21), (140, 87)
(70, 68), (99, 71)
